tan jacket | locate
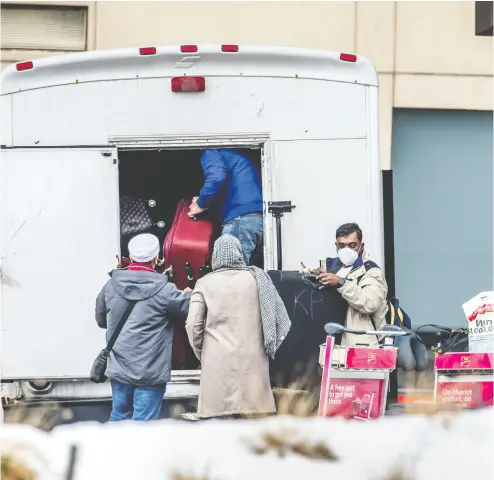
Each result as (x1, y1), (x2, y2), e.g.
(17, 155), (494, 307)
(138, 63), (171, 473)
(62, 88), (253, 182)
(337, 263), (388, 347)
(185, 268), (276, 418)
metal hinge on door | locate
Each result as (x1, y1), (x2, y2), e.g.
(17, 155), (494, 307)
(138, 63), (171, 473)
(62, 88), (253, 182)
(100, 150), (118, 164)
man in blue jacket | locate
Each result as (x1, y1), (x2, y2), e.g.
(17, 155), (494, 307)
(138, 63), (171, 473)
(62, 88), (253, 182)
(188, 149), (263, 266)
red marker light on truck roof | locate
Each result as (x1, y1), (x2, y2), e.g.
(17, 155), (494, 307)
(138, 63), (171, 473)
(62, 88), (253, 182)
(340, 53), (357, 63)
(171, 76), (206, 92)
(221, 45), (239, 52)
(16, 61), (33, 71)
(139, 47), (156, 56)
(181, 45), (198, 53)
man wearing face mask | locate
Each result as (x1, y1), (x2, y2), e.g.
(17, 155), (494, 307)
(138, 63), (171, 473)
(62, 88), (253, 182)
(316, 223), (388, 347)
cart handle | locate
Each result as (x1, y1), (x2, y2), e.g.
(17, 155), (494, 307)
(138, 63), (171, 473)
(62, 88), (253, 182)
(324, 322), (411, 337)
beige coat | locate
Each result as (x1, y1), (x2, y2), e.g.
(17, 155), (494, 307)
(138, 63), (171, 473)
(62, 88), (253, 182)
(337, 263), (388, 347)
(185, 268), (276, 418)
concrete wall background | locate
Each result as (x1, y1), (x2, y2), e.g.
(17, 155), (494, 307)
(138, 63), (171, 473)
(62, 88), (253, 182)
(1, 1), (493, 169)
(392, 109), (493, 327)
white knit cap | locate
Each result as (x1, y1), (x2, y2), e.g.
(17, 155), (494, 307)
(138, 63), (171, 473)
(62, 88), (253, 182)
(128, 234), (160, 263)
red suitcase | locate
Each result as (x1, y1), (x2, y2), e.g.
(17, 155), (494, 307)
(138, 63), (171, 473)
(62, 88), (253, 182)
(163, 198), (216, 289)
(163, 198), (217, 369)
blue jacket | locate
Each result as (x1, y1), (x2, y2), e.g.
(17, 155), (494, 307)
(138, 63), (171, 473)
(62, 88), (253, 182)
(196, 149), (262, 223)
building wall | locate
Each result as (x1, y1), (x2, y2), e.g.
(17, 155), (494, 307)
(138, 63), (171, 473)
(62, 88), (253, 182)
(392, 109), (493, 327)
(1, 1), (493, 170)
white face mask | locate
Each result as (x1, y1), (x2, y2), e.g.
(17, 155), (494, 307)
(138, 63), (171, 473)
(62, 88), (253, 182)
(337, 247), (359, 267)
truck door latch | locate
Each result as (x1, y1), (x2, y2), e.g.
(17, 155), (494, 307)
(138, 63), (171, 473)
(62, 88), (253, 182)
(268, 201), (296, 271)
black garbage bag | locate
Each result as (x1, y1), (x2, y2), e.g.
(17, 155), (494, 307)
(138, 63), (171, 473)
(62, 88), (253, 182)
(267, 270), (348, 390)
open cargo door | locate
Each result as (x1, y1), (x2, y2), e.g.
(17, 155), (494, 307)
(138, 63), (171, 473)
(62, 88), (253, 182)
(269, 139), (377, 271)
(0, 148), (119, 380)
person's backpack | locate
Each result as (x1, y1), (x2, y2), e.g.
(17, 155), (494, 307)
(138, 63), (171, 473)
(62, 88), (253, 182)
(361, 261), (427, 371)
(361, 261), (412, 330)
(385, 297), (412, 330)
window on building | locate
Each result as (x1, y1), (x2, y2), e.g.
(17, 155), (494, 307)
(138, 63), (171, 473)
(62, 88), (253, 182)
(1, 4), (88, 51)
(475, 1), (493, 36)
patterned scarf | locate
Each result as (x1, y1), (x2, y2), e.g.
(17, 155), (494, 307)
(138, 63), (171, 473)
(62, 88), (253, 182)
(211, 235), (291, 359)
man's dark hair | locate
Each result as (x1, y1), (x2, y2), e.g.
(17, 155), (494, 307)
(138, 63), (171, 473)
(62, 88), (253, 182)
(336, 223), (363, 241)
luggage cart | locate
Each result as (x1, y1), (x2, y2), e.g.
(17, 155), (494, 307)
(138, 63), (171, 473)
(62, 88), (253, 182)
(434, 352), (494, 409)
(318, 323), (409, 420)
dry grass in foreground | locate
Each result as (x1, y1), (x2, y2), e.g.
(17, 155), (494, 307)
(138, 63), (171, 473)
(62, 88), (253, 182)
(171, 472), (213, 480)
(1, 368), (478, 480)
(4, 403), (74, 431)
(1, 455), (36, 480)
(2, 403), (74, 480)
(250, 427), (338, 460)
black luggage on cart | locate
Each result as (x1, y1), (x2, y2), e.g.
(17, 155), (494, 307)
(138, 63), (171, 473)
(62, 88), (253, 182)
(268, 270), (348, 389)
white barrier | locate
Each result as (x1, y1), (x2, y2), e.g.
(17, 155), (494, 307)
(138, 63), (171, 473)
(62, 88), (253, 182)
(1, 409), (493, 480)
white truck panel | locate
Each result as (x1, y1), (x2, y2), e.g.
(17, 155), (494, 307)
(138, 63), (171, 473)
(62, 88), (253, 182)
(0, 95), (12, 147)
(0, 45), (382, 397)
(270, 139), (382, 270)
(0, 149), (119, 379)
(10, 77), (367, 146)
(366, 87), (385, 268)
(0, 45), (378, 95)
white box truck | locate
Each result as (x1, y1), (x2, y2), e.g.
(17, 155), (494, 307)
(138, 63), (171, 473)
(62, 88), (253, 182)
(0, 44), (383, 418)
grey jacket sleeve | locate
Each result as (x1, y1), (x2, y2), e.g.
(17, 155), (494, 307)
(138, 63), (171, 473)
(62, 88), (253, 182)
(166, 283), (192, 321)
(95, 285), (108, 329)
(337, 267), (388, 315)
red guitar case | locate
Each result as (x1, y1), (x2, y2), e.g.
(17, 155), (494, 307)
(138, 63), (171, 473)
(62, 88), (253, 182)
(163, 198), (217, 369)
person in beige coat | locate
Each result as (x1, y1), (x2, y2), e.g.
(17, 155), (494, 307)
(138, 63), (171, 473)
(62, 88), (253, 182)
(313, 223), (388, 347)
(185, 234), (291, 419)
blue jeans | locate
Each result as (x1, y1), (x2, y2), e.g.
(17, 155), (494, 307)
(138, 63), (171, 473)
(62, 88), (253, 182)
(222, 213), (263, 266)
(109, 380), (167, 422)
